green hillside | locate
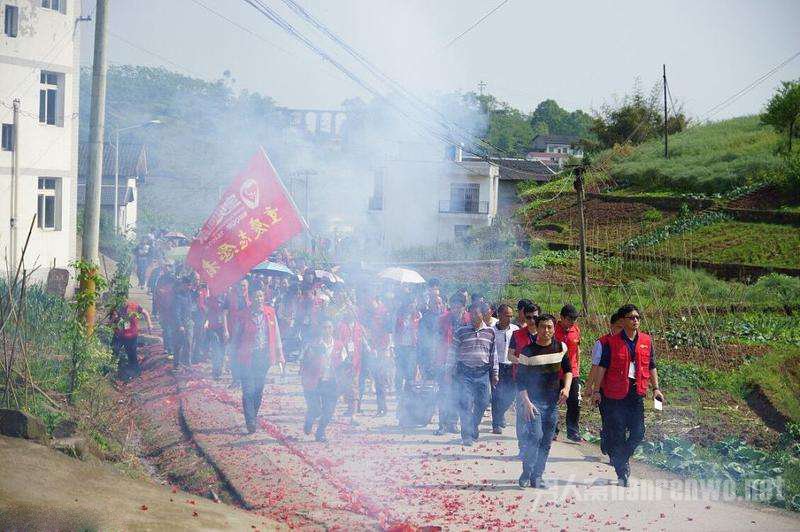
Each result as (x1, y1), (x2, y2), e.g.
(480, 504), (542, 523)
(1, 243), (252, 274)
(610, 116), (782, 193)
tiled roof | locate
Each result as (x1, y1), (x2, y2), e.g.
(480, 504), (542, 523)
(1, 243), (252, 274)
(531, 134), (580, 151)
(78, 143), (148, 179)
(462, 156), (557, 182)
(76, 183), (134, 206)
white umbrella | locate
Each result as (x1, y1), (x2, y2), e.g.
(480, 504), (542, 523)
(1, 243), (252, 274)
(378, 267), (426, 284)
(314, 269), (344, 284)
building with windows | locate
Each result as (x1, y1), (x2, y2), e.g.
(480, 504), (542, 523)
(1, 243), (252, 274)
(77, 143), (148, 239)
(0, 0), (80, 279)
(365, 143), (499, 252)
(529, 134), (583, 158)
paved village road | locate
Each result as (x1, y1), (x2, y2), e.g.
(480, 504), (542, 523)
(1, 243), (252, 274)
(171, 361), (800, 531)
(124, 283), (800, 531)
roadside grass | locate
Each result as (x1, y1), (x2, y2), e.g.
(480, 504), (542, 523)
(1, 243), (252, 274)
(650, 221), (800, 268)
(609, 116), (782, 193)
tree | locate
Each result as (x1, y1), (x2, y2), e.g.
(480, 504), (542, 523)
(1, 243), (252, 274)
(590, 79), (687, 150)
(530, 99), (593, 139)
(761, 79), (800, 154)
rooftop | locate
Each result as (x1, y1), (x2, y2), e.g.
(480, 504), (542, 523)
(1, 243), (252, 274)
(78, 143), (148, 180)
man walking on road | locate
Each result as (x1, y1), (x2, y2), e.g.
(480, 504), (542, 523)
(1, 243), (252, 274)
(555, 304), (582, 442)
(584, 312), (623, 455)
(301, 320), (345, 442)
(510, 313), (573, 488)
(111, 299), (153, 377)
(448, 302), (497, 446)
(234, 289), (284, 434)
(490, 304), (518, 434)
(595, 304), (664, 486)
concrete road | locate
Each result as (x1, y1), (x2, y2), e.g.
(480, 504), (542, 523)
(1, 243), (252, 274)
(175, 363), (800, 531)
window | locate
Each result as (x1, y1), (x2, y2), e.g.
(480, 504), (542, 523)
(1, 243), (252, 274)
(37, 177), (60, 230)
(454, 225), (471, 240)
(39, 71), (62, 125)
(450, 183), (480, 213)
(41, 0), (62, 12)
(1, 124), (13, 151)
(4, 5), (19, 37)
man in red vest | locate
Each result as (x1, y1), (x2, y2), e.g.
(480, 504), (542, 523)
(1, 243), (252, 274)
(112, 300), (153, 377)
(595, 304), (664, 486)
(233, 289), (284, 434)
(300, 320), (345, 442)
(584, 312), (624, 455)
(554, 304), (582, 442)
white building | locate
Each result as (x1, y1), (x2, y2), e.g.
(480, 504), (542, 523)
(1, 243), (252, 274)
(366, 143), (499, 253)
(77, 143), (148, 239)
(1, 0), (80, 279)
(529, 134), (584, 158)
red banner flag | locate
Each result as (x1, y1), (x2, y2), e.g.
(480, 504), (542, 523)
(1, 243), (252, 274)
(186, 148), (304, 295)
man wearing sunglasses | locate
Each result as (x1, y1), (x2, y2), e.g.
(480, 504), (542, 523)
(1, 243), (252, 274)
(594, 304), (664, 487)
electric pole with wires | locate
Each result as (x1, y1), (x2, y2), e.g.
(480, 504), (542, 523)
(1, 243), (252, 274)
(572, 163), (590, 316)
(80, 0), (110, 333)
(663, 64), (668, 159)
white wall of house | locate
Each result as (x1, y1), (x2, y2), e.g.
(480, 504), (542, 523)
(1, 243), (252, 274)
(121, 176), (138, 238)
(0, 0), (80, 280)
(376, 146), (498, 252)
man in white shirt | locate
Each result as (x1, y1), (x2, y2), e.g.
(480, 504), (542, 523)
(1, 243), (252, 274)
(491, 304), (519, 434)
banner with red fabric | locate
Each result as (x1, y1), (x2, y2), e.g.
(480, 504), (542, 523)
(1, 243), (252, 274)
(186, 148), (304, 295)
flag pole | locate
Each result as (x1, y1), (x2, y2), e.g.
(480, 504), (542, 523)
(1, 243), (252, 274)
(258, 146), (311, 233)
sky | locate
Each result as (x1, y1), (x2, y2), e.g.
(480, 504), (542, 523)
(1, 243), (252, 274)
(78, 0), (800, 120)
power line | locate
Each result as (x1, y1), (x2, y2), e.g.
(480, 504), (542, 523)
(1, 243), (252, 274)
(443, 0), (510, 49)
(699, 49), (800, 122)
(666, 79), (679, 118)
(109, 31), (204, 78)
(276, 0), (517, 160)
(186, 0), (294, 56)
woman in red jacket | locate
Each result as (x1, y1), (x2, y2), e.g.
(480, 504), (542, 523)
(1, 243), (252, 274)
(300, 320), (346, 442)
(233, 289), (284, 434)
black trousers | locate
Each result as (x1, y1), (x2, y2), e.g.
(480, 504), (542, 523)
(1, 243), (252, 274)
(602, 389), (645, 477)
(241, 361), (270, 430)
(491, 364), (515, 429)
(113, 336), (138, 368)
(304, 379), (338, 438)
(558, 377), (581, 438)
(598, 390), (608, 454)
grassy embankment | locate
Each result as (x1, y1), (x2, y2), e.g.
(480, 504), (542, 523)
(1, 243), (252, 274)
(507, 115), (800, 511)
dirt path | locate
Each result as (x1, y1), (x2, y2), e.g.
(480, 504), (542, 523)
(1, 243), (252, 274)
(0, 435), (281, 531)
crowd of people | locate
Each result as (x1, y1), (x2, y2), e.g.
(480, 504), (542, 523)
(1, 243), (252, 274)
(113, 239), (665, 489)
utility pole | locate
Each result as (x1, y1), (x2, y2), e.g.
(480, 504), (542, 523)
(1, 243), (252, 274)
(478, 80), (487, 95)
(663, 64), (668, 159)
(9, 99), (20, 269)
(80, 0), (110, 332)
(573, 165), (589, 316)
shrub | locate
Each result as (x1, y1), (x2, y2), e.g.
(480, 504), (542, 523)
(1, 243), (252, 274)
(748, 273), (800, 314)
(643, 208), (663, 222)
(620, 211), (731, 251)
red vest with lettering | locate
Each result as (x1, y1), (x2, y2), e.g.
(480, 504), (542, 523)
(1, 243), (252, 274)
(236, 305), (280, 367)
(336, 321), (366, 374)
(510, 328), (534, 380)
(555, 322), (581, 377)
(601, 331), (652, 399)
(115, 301), (142, 340)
